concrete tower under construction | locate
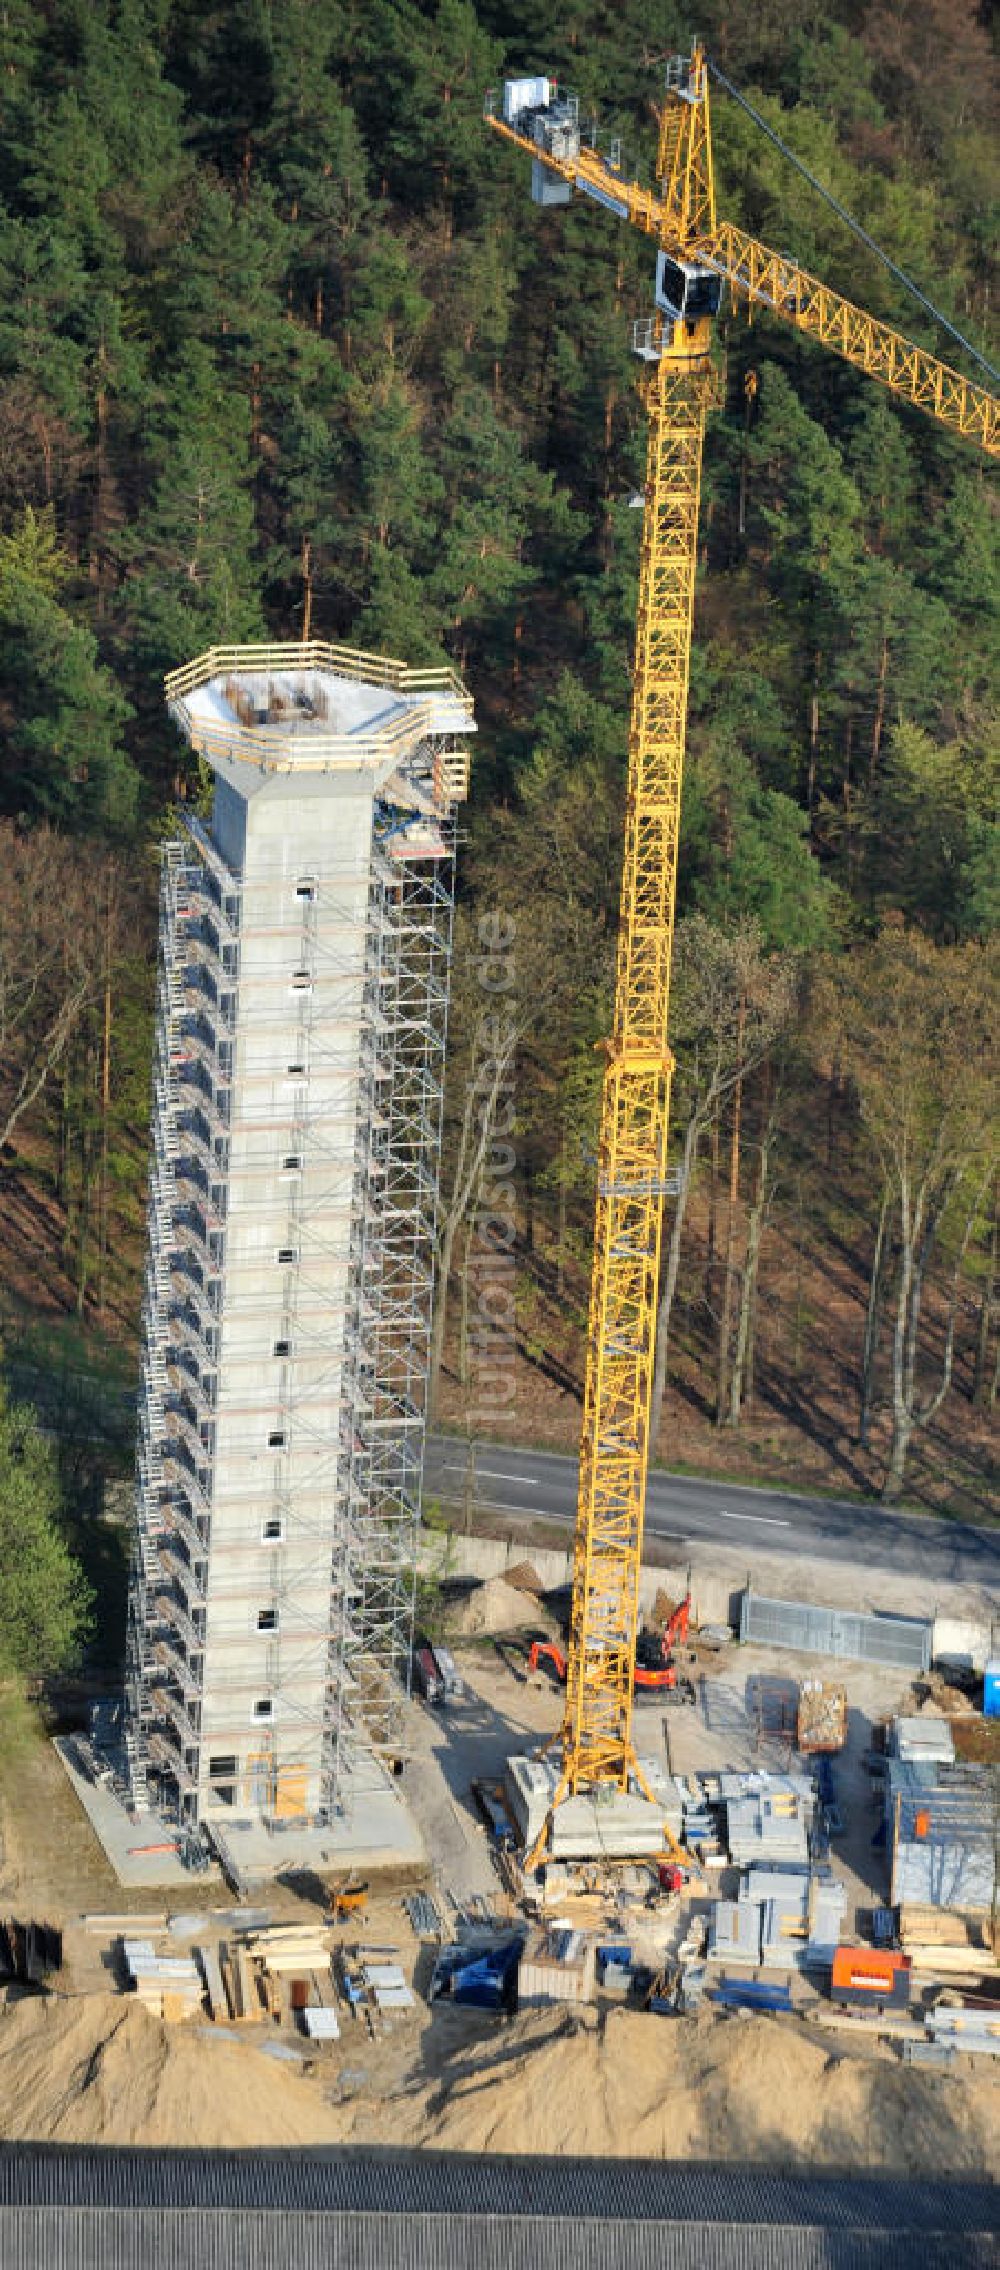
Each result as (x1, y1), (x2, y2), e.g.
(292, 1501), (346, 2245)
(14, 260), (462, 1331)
(123, 642), (473, 1830)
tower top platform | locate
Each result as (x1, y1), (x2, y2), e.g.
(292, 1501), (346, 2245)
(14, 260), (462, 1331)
(164, 641), (474, 800)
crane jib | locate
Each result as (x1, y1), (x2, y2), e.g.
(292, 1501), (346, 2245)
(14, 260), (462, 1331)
(577, 176), (630, 221)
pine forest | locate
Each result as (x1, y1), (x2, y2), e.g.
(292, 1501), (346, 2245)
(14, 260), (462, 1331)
(0, 0), (996, 1639)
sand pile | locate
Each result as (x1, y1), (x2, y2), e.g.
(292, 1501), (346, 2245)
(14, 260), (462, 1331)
(449, 1576), (548, 1636)
(389, 2007), (1000, 2178)
(504, 1562), (545, 1598)
(0, 1993), (337, 2147)
(2, 1991), (998, 2174)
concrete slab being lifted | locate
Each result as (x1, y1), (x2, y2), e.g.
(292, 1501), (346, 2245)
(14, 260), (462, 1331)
(505, 1752), (685, 1862)
(54, 1738), (425, 1890)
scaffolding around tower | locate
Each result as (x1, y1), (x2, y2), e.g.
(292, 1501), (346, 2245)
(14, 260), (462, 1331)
(124, 643), (473, 1831)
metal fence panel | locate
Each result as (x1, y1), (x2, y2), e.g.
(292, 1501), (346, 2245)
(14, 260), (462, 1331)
(740, 1590), (931, 1671)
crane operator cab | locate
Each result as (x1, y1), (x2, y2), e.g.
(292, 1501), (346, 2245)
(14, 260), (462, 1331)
(655, 251), (722, 328)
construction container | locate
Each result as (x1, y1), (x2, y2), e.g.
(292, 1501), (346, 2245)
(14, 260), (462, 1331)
(983, 1661), (1000, 1718)
(518, 1926), (595, 2008)
(796, 1680), (847, 1755)
(830, 1947), (911, 2011)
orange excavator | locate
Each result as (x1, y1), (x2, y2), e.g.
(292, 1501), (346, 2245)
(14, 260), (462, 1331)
(530, 1596), (696, 1703)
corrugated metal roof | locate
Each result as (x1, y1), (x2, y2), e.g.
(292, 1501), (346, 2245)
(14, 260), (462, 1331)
(0, 2150), (995, 2236)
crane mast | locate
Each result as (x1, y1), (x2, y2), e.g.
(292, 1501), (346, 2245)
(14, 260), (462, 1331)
(559, 339), (712, 1806)
(485, 46), (998, 1865)
(508, 49), (723, 1836)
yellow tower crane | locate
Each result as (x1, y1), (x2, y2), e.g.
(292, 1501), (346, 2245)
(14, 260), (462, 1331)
(485, 48), (998, 1864)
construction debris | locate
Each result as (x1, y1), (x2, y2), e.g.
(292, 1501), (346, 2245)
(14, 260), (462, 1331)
(796, 1680), (847, 1755)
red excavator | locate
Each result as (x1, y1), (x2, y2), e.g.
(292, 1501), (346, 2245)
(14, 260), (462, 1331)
(528, 1595), (696, 1705)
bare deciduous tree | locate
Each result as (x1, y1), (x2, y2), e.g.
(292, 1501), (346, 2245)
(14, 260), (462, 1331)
(0, 824), (108, 1159)
(823, 927), (998, 1499)
(649, 917), (798, 1442)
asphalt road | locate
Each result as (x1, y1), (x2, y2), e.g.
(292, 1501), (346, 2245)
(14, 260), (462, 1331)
(424, 1435), (1000, 1594)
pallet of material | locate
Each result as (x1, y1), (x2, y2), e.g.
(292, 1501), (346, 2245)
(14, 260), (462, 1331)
(124, 1939), (203, 2024)
(303, 2006), (340, 2040)
(899, 1907), (991, 1946)
(905, 1944), (1000, 1977)
(239, 1927), (333, 1971)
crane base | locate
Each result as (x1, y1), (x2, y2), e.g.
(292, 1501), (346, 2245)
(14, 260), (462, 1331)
(505, 1752), (683, 1867)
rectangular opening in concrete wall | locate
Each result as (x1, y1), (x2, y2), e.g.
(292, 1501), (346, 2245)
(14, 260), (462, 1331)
(275, 1248), (298, 1265)
(273, 1339), (291, 1357)
(253, 1699), (273, 1720)
(261, 1519), (284, 1543)
(290, 973), (312, 993)
(281, 1157), (302, 1174)
(295, 881), (316, 900)
(257, 1608), (278, 1631)
(267, 1430), (286, 1447)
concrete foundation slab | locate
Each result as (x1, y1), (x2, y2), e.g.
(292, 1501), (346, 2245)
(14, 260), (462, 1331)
(54, 1738), (424, 1888)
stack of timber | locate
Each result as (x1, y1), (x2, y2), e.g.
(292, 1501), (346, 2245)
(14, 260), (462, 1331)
(898, 1907), (1000, 1978)
(238, 1922), (334, 1974)
(124, 1940), (203, 2024)
(237, 1921), (337, 2034)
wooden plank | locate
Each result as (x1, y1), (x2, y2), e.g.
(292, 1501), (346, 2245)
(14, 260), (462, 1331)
(219, 1945), (239, 2021)
(81, 1913), (168, 1935)
(235, 1947), (259, 2023)
(195, 1944), (227, 2022)
(162, 1992), (198, 2025)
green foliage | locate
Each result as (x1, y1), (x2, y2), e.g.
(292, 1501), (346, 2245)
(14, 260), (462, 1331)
(0, 1372), (92, 1682)
(0, 509), (136, 831)
(0, 2), (995, 1505)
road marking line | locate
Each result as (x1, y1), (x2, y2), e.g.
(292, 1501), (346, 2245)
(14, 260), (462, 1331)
(437, 1463), (541, 1485)
(717, 1509), (791, 1529)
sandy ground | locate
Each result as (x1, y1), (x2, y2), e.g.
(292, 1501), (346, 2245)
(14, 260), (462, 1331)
(1, 1986), (997, 2175)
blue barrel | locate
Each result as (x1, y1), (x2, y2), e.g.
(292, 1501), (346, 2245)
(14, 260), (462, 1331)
(983, 1660), (1000, 1718)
